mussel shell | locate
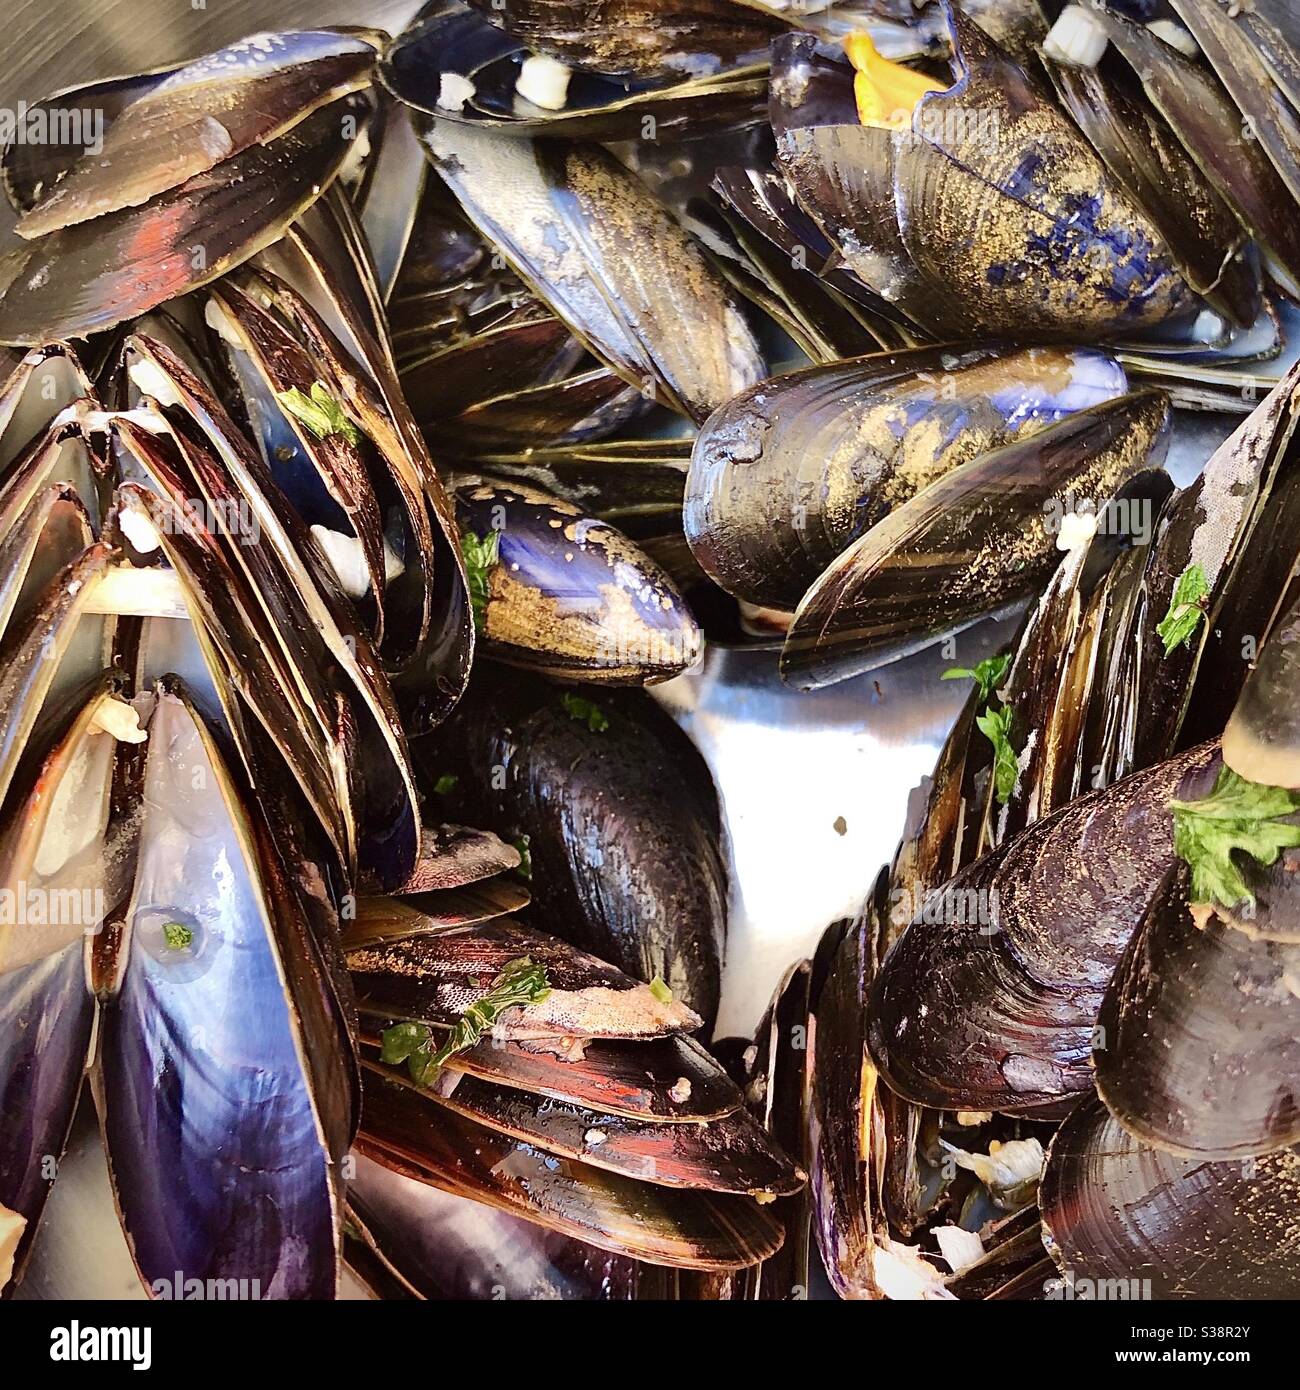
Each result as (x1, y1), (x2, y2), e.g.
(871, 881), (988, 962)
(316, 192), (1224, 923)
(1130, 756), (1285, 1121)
(867, 742), (1219, 1116)
(685, 344), (1129, 610)
(1040, 1096), (1300, 1299)
(1096, 852), (1300, 1161)
(348, 909), (702, 1039)
(1043, 51), (1260, 329)
(346, 1152), (647, 1299)
(459, 0), (788, 80)
(392, 823), (523, 894)
(383, 0), (770, 140)
(363, 1059), (803, 1196)
(780, 388), (1171, 688)
(1093, 6), (1300, 290)
(358, 1083), (785, 1270)
(98, 686), (344, 1299)
(454, 472), (701, 684)
(368, 1029), (744, 1123)
(14, 31), (379, 240)
(771, 15), (1193, 340)
(0, 93), (371, 346)
(1223, 589), (1300, 788)
(423, 672), (727, 1030)
(423, 120), (766, 424)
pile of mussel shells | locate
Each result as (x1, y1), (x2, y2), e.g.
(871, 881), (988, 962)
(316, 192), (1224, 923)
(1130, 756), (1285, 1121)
(2, 0), (1300, 1303)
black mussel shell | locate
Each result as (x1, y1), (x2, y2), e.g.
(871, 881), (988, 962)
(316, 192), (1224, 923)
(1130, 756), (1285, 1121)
(685, 344), (1130, 611)
(780, 388), (1171, 688)
(453, 472), (701, 684)
(420, 671), (727, 1031)
(1040, 1096), (1300, 1299)
(867, 742), (1220, 1116)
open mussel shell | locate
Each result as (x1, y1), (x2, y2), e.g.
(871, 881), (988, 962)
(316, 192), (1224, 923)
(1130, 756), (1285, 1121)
(0, 676), (135, 1288)
(781, 388), (1172, 689)
(364, 1057), (802, 1197)
(423, 119), (766, 424)
(117, 334), (423, 890)
(1040, 1096), (1300, 1299)
(346, 1152), (653, 1299)
(1095, 848), (1300, 1162)
(685, 344), (1130, 611)
(867, 742), (1220, 1117)
(97, 681), (347, 1299)
(357, 1083), (785, 1271)
(460, 0), (788, 80)
(13, 31), (380, 241)
(770, 11), (1193, 340)
(1133, 360), (1300, 760)
(383, 0), (771, 140)
(423, 671), (727, 1030)
(453, 472), (701, 684)
(0, 91), (373, 346)
(348, 907), (702, 1039)
(361, 1025), (742, 1123)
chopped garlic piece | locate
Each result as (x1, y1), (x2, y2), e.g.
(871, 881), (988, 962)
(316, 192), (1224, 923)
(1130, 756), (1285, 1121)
(1147, 19), (1199, 58)
(92, 695), (148, 744)
(873, 1238), (956, 1301)
(119, 505), (162, 555)
(203, 296), (245, 349)
(1043, 5), (1109, 68)
(0, 1203), (26, 1293)
(311, 526), (405, 600)
(1056, 507), (1098, 553)
(935, 1225), (986, 1274)
(126, 358), (184, 409)
(941, 1136), (1046, 1206)
(437, 71), (476, 113)
(515, 53), (572, 111)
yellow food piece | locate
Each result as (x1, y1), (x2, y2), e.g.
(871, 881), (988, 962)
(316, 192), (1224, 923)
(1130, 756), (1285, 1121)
(844, 32), (944, 130)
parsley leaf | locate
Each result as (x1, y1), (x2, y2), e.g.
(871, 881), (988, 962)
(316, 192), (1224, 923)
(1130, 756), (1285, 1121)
(161, 921), (193, 951)
(1170, 764), (1300, 910)
(1156, 563), (1210, 656)
(460, 529), (501, 634)
(380, 957), (551, 1086)
(975, 703), (1018, 806)
(561, 692), (609, 733)
(943, 652), (1011, 705)
(276, 382), (362, 447)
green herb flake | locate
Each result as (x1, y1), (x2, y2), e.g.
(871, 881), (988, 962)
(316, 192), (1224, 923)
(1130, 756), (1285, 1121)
(512, 834), (532, 880)
(649, 975), (673, 1005)
(460, 529), (501, 634)
(561, 692), (609, 733)
(276, 382), (362, 447)
(382, 958), (552, 1087)
(1170, 764), (1300, 911)
(433, 773), (458, 796)
(942, 652), (1011, 705)
(161, 921), (194, 951)
(975, 703), (1018, 806)
(1156, 563), (1210, 656)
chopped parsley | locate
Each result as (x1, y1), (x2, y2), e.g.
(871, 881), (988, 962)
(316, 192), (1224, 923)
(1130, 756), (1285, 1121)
(1156, 563), (1210, 656)
(460, 529), (501, 634)
(161, 921), (194, 951)
(432, 773), (458, 796)
(276, 382), (362, 447)
(942, 652), (1011, 705)
(561, 692), (609, 733)
(976, 702), (1018, 806)
(1170, 764), (1300, 911)
(649, 975), (673, 1005)
(380, 956), (552, 1085)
